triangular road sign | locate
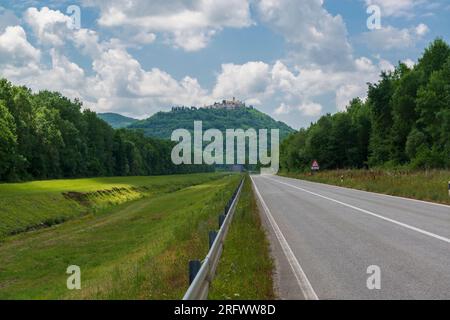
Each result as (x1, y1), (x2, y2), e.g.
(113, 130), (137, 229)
(311, 160), (320, 170)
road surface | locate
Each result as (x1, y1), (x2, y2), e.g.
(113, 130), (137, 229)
(251, 174), (450, 300)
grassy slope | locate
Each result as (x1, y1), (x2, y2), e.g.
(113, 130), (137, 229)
(209, 176), (275, 300)
(280, 170), (450, 205)
(0, 174), (242, 299)
(0, 173), (226, 239)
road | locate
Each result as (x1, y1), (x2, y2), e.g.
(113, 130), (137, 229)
(251, 174), (450, 300)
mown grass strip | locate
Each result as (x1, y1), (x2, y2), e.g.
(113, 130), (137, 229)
(280, 169), (450, 205)
(0, 174), (241, 299)
(209, 176), (275, 300)
(0, 173), (227, 239)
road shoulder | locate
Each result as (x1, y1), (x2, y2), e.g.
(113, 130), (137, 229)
(251, 176), (305, 300)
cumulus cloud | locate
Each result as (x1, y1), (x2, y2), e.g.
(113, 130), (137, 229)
(0, 12), (213, 118)
(274, 103), (292, 115)
(298, 102), (322, 116)
(415, 23), (429, 36)
(212, 62), (272, 100)
(365, 0), (423, 17)
(211, 56), (389, 117)
(0, 1), (404, 126)
(24, 7), (72, 46)
(82, 0), (253, 51)
(274, 102), (322, 116)
(256, 0), (354, 70)
(402, 58), (416, 69)
(362, 24), (429, 51)
(0, 26), (41, 65)
(336, 84), (366, 112)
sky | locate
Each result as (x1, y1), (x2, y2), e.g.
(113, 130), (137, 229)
(0, 0), (449, 129)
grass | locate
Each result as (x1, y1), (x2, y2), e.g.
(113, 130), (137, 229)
(209, 176), (275, 300)
(280, 169), (450, 205)
(0, 173), (242, 299)
(0, 173), (228, 239)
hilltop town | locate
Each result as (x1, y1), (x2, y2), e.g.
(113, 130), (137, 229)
(171, 97), (252, 112)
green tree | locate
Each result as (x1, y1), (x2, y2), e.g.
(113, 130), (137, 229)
(0, 101), (18, 180)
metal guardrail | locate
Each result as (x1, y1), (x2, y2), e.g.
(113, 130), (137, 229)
(183, 177), (245, 300)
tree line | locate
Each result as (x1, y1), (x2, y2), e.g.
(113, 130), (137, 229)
(0, 80), (212, 182)
(280, 39), (450, 172)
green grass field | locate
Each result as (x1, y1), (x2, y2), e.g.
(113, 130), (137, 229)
(280, 170), (450, 205)
(209, 177), (275, 300)
(0, 173), (242, 299)
(0, 173), (227, 239)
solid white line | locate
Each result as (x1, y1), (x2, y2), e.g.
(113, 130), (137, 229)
(266, 176), (450, 245)
(279, 175), (450, 209)
(251, 176), (319, 300)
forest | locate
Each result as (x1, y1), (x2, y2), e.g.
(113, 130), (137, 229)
(128, 105), (294, 139)
(0, 80), (211, 182)
(280, 39), (450, 172)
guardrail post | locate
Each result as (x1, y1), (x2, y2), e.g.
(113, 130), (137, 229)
(448, 181), (450, 197)
(209, 231), (218, 249)
(189, 260), (201, 285)
(219, 214), (226, 228)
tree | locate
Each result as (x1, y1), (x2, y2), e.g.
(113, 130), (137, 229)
(0, 78), (212, 182)
(0, 101), (18, 180)
(367, 69), (401, 166)
(280, 39), (450, 172)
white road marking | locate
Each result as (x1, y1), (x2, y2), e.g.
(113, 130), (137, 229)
(251, 176), (319, 300)
(278, 175), (450, 209)
(266, 176), (450, 245)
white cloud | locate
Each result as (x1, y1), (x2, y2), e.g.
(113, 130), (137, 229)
(0, 26), (41, 65)
(84, 47), (212, 115)
(274, 103), (292, 115)
(378, 59), (395, 72)
(0, 22), (212, 118)
(298, 102), (322, 116)
(403, 58), (416, 69)
(362, 24), (429, 51)
(415, 23), (429, 36)
(365, 0), (422, 17)
(131, 31), (157, 45)
(0, 1), (401, 126)
(24, 7), (72, 46)
(212, 61), (272, 100)
(275, 101), (322, 117)
(83, 0), (253, 51)
(256, 0), (354, 70)
(336, 84), (366, 112)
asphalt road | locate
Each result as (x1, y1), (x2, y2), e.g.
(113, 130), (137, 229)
(251, 174), (450, 300)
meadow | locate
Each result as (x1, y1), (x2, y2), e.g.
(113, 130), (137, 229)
(0, 173), (227, 239)
(280, 170), (450, 205)
(0, 173), (242, 299)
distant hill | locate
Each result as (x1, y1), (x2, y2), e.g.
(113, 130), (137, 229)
(128, 107), (295, 139)
(97, 113), (138, 128)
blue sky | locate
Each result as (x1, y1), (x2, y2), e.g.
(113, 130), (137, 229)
(0, 0), (449, 129)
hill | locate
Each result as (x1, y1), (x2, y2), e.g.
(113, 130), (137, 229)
(97, 112), (138, 128)
(128, 106), (295, 139)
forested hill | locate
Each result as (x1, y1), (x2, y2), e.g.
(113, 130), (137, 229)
(281, 39), (450, 172)
(97, 113), (138, 128)
(127, 106), (295, 139)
